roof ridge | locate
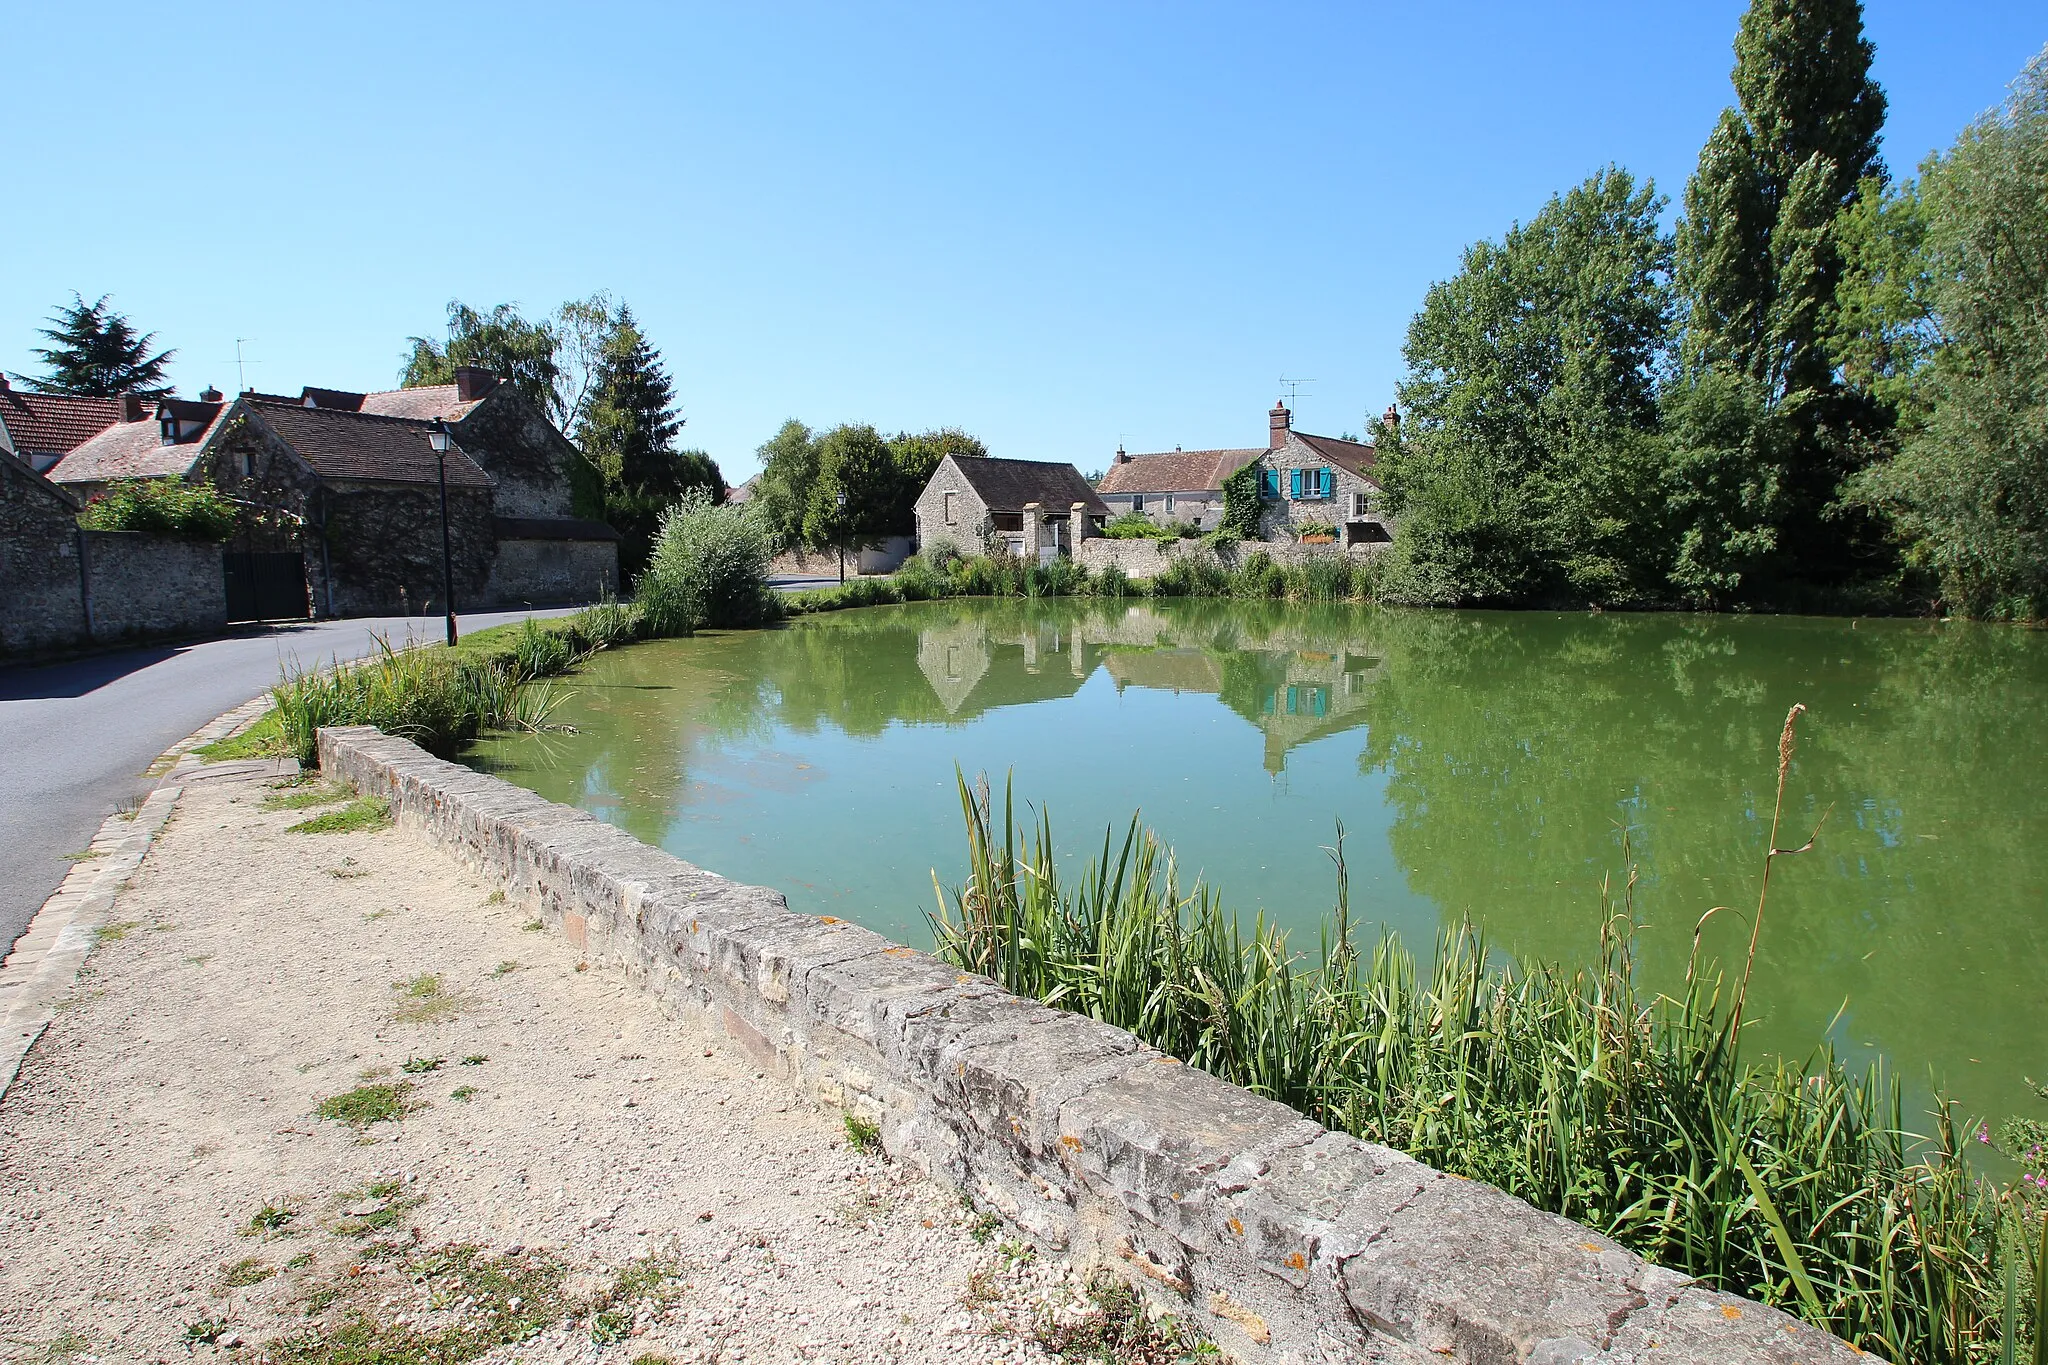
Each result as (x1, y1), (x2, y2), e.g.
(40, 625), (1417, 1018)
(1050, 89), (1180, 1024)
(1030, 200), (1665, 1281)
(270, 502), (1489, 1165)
(250, 399), (442, 428)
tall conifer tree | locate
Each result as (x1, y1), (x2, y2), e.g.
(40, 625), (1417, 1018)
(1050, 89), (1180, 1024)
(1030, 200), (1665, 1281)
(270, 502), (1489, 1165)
(19, 294), (174, 396)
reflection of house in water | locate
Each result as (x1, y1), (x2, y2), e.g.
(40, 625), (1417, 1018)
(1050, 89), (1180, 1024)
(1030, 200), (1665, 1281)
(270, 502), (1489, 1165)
(914, 617), (1101, 718)
(1104, 641), (1381, 773)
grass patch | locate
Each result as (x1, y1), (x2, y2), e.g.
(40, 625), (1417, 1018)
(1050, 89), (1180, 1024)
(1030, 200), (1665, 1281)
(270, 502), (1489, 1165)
(221, 1256), (276, 1289)
(1032, 1274), (1216, 1364)
(315, 1081), (417, 1129)
(331, 1177), (421, 1238)
(286, 796), (391, 835)
(491, 960), (519, 977)
(520, 918), (544, 932)
(60, 849), (105, 862)
(180, 1319), (230, 1349)
(270, 1242), (576, 1363)
(15, 1332), (91, 1365)
(93, 920), (138, 943)
(485, 889), (505, 905)
(195, 709), (285, 761)
(261, 781), (352, 812)
(843, 1111), (882, 1155)
(243, 1202), (297, 1237)
(450, 1085), (479, 1102)
(460, 1054), (487, 1066)
(390, 973), (468, 1024)
(967, 1210), (1002, 1244)
(399, 1056), (444, 1074)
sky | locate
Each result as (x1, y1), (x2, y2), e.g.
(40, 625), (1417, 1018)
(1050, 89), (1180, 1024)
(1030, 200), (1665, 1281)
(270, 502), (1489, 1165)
(3, 2), (2041, 481)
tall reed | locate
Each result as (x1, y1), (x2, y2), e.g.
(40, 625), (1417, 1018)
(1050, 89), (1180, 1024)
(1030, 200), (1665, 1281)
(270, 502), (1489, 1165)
(930, 709), (2043, 1363)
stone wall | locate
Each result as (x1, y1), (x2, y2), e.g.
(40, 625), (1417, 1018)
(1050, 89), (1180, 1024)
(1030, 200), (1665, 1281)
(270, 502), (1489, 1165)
(451, 389), (581, 519)
(317, 724), (1868, 1365)
(768, 537), (914, 579)
(1, 454), (86, 655)
(81, 531), (226, 640)
(1076, 538), (1387, 580)
(1255, 434), (1386, 542)
(484, 537), (619, 607)
(912, 457), (992, 553)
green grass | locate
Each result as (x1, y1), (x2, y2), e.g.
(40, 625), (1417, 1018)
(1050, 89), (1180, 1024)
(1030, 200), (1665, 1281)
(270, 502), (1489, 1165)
(399, 1056), (444, 1074)
(195, 710), (286, 761)
(220, 1256), (276, 1288)
(1030, 1274), (1216, 1364)
(261, 781), (352, 811)
(242, 1202), (297, 1237)
(286, 797), (391, 835)
(450, 1085), (478, 1102)
(843, 1112), (882, 1155)
(932, 709), (2045, 1365)
(390, 972), (468, 1023)
(315, 1081), (417, 1129)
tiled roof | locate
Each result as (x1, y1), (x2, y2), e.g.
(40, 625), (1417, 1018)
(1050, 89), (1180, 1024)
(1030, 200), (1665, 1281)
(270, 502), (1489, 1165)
(1095, 447), (1261, 495)
(948, 456), (1109, 515)
(0, 388), (122, 459)
(1295, 431), (1377, 479)
(48, 410), (226, 485)
(250, 401), (493, 488)
(301, 387), (368, 410)
(357, 385), (485, 422)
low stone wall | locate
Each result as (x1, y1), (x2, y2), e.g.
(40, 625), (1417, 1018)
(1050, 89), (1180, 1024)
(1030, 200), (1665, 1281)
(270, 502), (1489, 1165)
(1076, 538), (1386, 580)
(82, 531), (226, 640)
(317, 724), (1867, 1365)
(769, 537), (913, 579)
(484, 538), (619, 607)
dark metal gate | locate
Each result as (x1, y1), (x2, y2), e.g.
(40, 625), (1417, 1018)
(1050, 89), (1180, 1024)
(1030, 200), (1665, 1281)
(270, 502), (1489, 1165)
(223, 550), (309, 623)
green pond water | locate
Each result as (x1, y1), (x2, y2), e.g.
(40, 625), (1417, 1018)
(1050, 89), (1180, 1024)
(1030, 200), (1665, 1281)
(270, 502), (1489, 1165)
(468, 598), (2048, 1124)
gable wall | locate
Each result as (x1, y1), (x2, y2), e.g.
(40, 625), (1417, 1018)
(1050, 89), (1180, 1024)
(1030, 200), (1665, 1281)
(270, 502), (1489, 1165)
(0, 456), (85, 654)
(1254, 435), (1387, 541)
(452, 389), (579, 519)
(913, 458), (993, 552)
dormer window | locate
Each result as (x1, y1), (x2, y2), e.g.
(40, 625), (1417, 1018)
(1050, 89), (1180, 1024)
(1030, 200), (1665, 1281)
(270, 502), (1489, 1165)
(159, 416), (178, 445)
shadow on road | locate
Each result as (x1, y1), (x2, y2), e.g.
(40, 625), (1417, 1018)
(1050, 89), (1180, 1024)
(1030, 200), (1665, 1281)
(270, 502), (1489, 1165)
(0, 623), (334, 701)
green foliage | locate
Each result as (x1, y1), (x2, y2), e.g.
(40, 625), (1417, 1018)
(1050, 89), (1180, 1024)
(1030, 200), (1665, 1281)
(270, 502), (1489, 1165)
(315, 1080), (415, 1128)
(16, 293), (173, 396)
(76, 478), (238, 540)
(1218, 461), (1264, 539)
(1100, 511), (1177, 540)
(842, 1111), (882, 1154)
(1846, 49), (2048, 618)
(1382, 167), (1674, 607)
(749, 419), (986, 552)
(637, 488), (776, 632)
(933, 767), (2045, 1363)
(286, 797), (392, 835)
(401, 301), (561, 417)
(806, 423), (897, 548)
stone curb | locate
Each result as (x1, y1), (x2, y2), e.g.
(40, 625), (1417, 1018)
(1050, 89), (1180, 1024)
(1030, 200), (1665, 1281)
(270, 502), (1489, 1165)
(318, 725), (1874, 1365)
(145, 693), (276, 776)
(0, 784), (182, 1099)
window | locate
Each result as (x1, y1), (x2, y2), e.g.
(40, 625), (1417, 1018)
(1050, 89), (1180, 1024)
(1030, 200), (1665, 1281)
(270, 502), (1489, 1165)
(1132, 494), (1144, 511)
(1260, 468), (1280, 499)
(1290, 468), (1332, 500)
(1165, 494), (1176, 512)
(943, 491), (955, 525)
(1352, 491), (1369, 517)
(242, 451), (256, 477)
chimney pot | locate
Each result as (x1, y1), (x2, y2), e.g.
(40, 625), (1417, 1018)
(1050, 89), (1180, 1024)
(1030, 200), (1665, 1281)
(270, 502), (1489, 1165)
(1269, 399), (1292, 451)
(119, 392), (147, 421)
(199, 385), (223, 403)
(1113, 444), (1129, 466)
(453, 366), (500, 403)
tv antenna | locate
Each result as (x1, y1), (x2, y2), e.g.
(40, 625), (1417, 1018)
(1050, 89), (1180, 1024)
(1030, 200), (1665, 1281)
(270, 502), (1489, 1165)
(235, 339), (257, 394)
(1277, 375), (1316, 410)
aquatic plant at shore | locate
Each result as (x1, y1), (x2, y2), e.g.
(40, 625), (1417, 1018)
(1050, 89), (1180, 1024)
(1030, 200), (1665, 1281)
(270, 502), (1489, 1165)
(930, 708), (2047, 1363)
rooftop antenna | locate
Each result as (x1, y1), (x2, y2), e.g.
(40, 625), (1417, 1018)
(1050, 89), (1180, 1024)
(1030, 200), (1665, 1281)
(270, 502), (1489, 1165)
(1277, 376), (1317, 412)
(235, 339), (256, 394)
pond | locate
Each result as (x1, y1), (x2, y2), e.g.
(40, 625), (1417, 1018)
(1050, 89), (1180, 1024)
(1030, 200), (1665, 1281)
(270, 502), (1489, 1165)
(468, 598), (2048, 1124)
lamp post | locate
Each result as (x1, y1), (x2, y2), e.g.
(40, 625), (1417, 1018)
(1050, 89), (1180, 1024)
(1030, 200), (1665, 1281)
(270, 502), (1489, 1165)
(836, 489), (848, 584)
(426, 420), (459, 646)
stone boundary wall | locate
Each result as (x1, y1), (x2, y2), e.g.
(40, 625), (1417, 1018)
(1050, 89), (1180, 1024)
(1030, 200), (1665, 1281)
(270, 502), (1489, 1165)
(82, 531), (226, 641)
(769, 537), (913, 579)
(1076, 538), (1388, 581)
(317, 724), (1867, 1365)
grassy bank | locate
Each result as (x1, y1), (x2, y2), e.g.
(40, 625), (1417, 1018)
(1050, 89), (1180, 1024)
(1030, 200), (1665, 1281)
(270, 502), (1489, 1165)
(784, 546), (1379, 617)
(930, 710), (2048, 1364)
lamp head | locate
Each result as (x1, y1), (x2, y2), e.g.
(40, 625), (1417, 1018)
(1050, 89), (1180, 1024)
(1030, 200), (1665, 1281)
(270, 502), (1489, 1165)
(426, 419), (452, 454)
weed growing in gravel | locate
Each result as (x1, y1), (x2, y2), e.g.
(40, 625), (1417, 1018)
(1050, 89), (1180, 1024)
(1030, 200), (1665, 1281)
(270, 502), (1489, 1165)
(328, 858), (370, 880)
(836, 1188), (892, 1225)
(242, 1202), (297, 1237)
(842, 1112), (882, 1154)
(93, 920), (137, 943)
(332, 1178), (421, 1238)
(180, 1319), (229, 1348)
(287, 797), (391, 835)
(261, 783), (351, 812)
(61, 849), (104, 862)
(450, 1085), (479, 1102)
(196, 711), (284, 762)
(400, 1056), (444, 1074)
(520, 918), (544, 932)
(492, 960), (519, 977)
(461, 1054), (487, 1065)
(390, 973), (469, 1023)
(315, 1081), (417, 1129)
(220, 1256), (275, 1289)
(1033, 1275), (1216, 1365)
(968, 1210), (1003, 1244)
(16, 1331), (90, 1365)
(588, 1255), (686, 1345)
(485, 890), (505, 905)
(271, 1243), (575, 1364)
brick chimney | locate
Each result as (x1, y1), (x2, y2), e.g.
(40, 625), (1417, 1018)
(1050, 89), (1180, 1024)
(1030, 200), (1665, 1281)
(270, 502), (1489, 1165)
(1113, 444), (1129, 465)
(453, 366), (500, 402)
(199, 385), (223, 403)
(1382, 403), (1400, 429)
(119, 392), (147, 421)
(1269, 399), (1291, 450)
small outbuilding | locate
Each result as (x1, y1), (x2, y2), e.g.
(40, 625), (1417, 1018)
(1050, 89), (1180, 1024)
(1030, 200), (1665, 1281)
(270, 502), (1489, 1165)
(913, 455), (1109, 560)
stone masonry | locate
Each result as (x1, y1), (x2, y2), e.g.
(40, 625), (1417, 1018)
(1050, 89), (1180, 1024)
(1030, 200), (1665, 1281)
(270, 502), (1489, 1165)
(318, 724), (1871, 1365)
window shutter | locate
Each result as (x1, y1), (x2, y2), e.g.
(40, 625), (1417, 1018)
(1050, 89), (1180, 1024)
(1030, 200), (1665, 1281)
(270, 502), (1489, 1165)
(1289, 469), (1302, 499)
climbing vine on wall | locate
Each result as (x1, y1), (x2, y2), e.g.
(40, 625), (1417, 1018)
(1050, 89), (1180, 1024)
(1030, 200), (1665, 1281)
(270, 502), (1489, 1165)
(1220, 462), (1263, 539)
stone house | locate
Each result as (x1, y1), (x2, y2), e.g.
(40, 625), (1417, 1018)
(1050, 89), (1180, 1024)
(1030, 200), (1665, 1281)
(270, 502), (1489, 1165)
(1, 450), (87, 652)
(0, 377), (125, 473)
(913, 455), (1108, 560)
(47, 367), (617, 618)
(1093, 446), (1260, 531)
(1252, 401), (1389, 546)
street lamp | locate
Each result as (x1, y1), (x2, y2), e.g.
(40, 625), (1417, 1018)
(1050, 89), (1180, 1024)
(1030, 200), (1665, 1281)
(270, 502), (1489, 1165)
(836, 489), (848, 584)
(426, 419), (458, 646)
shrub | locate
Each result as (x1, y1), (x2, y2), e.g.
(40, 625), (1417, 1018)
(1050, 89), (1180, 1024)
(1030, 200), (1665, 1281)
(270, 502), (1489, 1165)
(1094, 563), (1132, 598)
(1101, 512), (1178, 540)
(77, 478), (238, 540)
(919, 536), (965, 569)
(1151, 556), (1228, 597)
(1289, 554), (1354, 602)
(636, 489), (775, 632)
(1228, 550), (1286, 599)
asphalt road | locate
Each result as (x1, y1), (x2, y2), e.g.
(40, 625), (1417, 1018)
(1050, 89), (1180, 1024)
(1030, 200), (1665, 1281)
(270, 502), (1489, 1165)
(0, 610), (566, 951)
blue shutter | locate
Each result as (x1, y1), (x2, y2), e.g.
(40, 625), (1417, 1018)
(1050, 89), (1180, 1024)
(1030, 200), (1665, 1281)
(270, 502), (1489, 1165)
(1322, 468), (1333, 497)
(1289, 469), (1302, 499)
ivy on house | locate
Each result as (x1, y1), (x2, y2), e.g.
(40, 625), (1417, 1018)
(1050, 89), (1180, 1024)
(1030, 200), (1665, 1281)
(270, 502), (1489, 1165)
(1219, 462), (1264, 539)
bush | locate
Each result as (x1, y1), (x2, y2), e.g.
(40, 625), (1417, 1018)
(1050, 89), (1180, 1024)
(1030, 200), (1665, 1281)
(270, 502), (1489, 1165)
(77, 478), (238, 540)
(1289, 554), (1354, 602)
(1228, 550), (1286, 599)
(1101, 512), (1179, 540)
(636, 489), (775, 632)
(1094, 563), (1132, 598)
(1151, 556), (1228, 597)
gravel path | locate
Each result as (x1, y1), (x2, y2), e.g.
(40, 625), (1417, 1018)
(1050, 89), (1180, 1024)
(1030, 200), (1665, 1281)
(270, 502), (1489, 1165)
(0, 765), (1174, 1365)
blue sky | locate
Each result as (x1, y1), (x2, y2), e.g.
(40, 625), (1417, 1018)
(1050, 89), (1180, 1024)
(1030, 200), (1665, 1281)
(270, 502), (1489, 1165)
(3, 2), (2040, 480)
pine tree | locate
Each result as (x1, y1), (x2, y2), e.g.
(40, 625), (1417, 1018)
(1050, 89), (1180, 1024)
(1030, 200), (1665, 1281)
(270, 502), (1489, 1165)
(1670, 0), (1890, 599)
(575, 308), (685, 495)
(19, 294), (174, 396)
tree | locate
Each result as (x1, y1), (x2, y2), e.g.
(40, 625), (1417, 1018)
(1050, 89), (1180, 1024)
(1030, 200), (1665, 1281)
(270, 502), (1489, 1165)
(751, 420), (819, 548)
(401, 301), (561, 417)
(1379, 168), (1676, 606)
(1847, 46), (2048, 617)
(806, 423), (897, 552)
(1670, 0), (1890, 596)
(18, 294), (174, 396)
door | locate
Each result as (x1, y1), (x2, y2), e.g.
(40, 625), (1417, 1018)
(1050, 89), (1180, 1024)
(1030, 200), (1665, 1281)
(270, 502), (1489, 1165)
(223, 550), (309, 622)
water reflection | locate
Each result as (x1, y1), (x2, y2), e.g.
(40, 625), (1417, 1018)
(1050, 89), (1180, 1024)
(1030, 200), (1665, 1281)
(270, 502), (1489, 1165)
(468, 599), (2048, 1123)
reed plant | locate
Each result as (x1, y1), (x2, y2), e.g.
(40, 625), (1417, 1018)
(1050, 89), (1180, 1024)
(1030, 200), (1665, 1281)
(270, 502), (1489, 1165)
(930, 709), (2044, 1363)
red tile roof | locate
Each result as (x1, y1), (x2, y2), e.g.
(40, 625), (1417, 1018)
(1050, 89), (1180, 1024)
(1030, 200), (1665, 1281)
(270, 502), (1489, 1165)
(1095, 447), (1261, 495)
(1294, 431), (1378, 481)
(0, 387), (122, 460)
(357, 385), (485, 422)
(948, 456), (1109, 515)
(249, 401), (493, 488)
(48, 408), (228, 485)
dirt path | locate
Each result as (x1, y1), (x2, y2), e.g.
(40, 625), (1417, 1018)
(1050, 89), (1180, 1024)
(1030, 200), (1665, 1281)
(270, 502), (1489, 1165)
(0, 764), (1179, 1365)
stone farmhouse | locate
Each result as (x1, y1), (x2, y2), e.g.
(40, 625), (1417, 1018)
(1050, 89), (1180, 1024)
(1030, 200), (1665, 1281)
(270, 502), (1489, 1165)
(1097, 401), (1391, 547)
(47, 367), (617, 619)
(913, 454), (1108, 560)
